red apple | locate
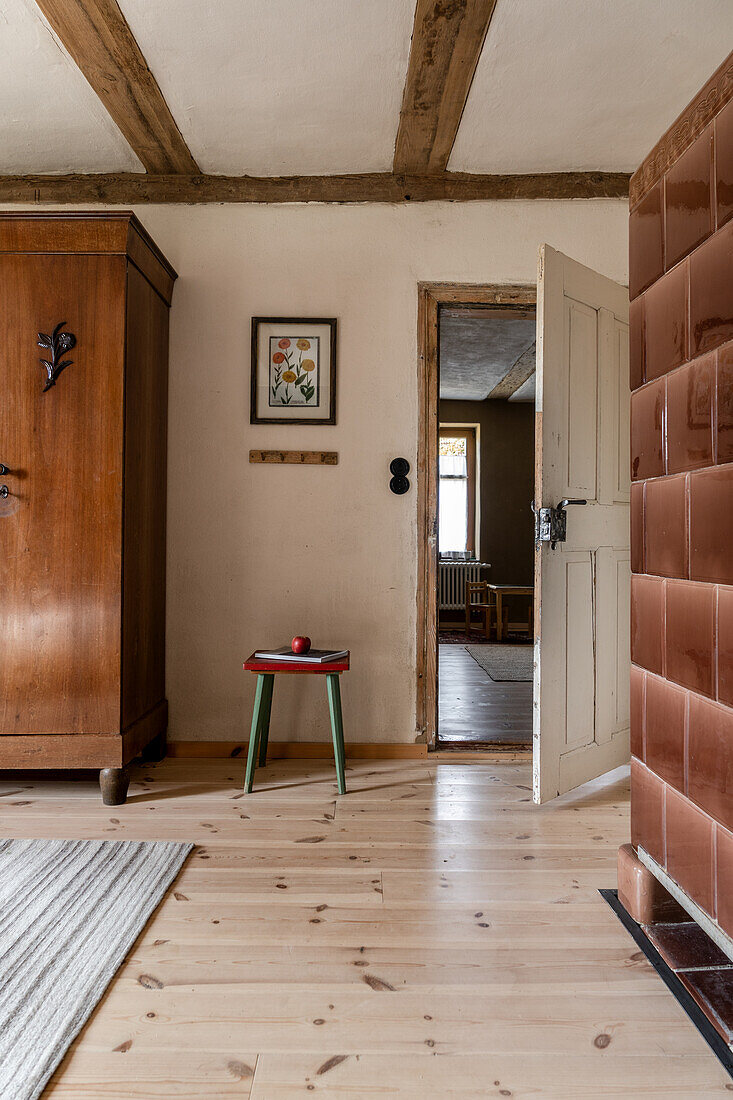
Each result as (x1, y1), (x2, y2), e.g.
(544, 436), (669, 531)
(291, 636), (311, 655)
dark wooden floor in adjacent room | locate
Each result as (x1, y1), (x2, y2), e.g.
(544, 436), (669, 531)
(438, 643), (532, 746)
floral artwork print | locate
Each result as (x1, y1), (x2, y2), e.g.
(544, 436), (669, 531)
(269, 336), (319, 406)
(251, 317), (336, 425)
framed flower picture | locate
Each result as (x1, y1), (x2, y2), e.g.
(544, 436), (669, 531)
(250, 317), (337, 425)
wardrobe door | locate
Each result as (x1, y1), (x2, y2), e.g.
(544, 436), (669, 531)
(0, 254), (125, 735)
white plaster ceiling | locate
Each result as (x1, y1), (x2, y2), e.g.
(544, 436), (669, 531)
(440, 314), (536, 402)
(451, 0), (733, 174)
(1, 0), (731, 177)
(118, 0), (415, 175)
(1, 0), (142, 173)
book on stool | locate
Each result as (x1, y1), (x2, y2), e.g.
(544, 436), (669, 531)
(254, 646), (348, 663)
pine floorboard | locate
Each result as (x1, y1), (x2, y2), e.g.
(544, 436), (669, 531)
(0, 757), (723, 1097)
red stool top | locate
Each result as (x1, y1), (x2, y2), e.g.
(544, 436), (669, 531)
(243, 651), (350, 674)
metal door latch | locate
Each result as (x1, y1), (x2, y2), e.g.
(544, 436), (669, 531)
(532, 498), (587, 549)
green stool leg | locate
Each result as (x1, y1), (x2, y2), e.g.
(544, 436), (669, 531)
(326, 673), (347, 795)
(336, 695), (346, 781)
(244, 674), (267, 793)
(258, 674), (275, 767)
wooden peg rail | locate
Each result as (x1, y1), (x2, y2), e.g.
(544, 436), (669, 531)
(249, 450), (338, 466)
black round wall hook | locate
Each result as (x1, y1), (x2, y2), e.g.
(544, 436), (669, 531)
(389, 458), (410, 495)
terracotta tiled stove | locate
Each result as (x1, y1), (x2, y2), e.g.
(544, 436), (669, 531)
(622, 51), (733, 1054)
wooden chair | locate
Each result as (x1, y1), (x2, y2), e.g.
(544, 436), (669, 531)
(465, 581), (496, 641)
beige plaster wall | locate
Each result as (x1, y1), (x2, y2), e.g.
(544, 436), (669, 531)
(144, 200), (628, 743)
(6, 200), (628, 743)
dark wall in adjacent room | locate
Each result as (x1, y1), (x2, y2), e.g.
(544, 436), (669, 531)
(439, 398), (535, 587)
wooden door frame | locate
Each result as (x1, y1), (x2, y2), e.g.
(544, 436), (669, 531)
(416, 282), (537, 748)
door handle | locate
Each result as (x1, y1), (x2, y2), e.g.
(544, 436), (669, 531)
(0, 486), (8, 499)
(533, 498), (587, 548)
(0, 465), (8, 476)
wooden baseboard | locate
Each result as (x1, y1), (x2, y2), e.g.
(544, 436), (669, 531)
(433, 750), (532, 762)
(167, 741), (531, 762)
(167, 741), (429, 760)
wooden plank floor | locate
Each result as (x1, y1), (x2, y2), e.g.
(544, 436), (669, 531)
(439, 643), (532, 745)
(1, 758), (729, 1097)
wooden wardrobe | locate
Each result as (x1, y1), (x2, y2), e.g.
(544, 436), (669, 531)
(0, 213), (176, 804)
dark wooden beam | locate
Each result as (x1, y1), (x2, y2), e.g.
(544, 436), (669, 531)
(441, 306), (535, 320)
(488, 343), (536, 399)
(34, 0), (199, 174)
(0, 170), (629, 204)
(394, 0), (497, 175)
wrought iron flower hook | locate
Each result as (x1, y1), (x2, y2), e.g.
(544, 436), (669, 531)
(37, 322), (76, 392)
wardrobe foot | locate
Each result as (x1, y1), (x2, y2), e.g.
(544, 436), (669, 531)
(99, 766), (131, 806)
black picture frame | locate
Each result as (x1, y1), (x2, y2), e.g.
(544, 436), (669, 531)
(250, 316), (337, 425)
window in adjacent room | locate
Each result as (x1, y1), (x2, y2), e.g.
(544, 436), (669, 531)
(439, 426), (477, 557)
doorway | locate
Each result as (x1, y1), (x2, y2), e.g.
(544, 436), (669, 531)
(417, 251), (630, 797)
(416, 283), (536, 751)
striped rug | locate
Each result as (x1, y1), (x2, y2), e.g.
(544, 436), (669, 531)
(465, 643), (534, 681)
(0, 837), (192, 1100)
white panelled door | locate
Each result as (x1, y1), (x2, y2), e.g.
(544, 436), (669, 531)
(533, 245), (630, 804)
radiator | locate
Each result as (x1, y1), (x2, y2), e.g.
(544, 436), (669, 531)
(439, 561), (485, 610)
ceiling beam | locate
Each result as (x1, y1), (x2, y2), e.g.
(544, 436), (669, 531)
(0, 171), (629, 204)
(394, 0), (497, 175)
(34, 0), (199, 174)
(441, 306), (535, 320)
(488, 342), (536, 399)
